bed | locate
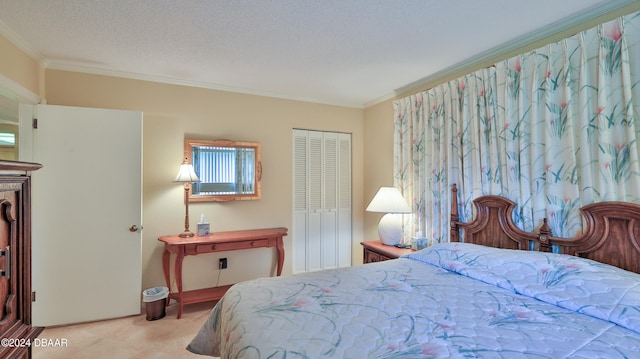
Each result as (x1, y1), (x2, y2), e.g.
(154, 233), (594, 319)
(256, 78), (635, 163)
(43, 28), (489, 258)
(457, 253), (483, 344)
(187, 185), (640, 358)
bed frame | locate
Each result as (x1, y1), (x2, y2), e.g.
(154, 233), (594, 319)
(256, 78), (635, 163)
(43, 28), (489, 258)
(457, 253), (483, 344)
(449, 184), (640, 274)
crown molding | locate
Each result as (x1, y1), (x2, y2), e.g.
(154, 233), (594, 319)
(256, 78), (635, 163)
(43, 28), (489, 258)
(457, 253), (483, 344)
(0, 20), (45, 65)
(46, 61), (364, 109)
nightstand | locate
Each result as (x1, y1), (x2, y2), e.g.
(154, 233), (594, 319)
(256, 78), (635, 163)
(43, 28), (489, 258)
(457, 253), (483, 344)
(361, 240), (414, 263)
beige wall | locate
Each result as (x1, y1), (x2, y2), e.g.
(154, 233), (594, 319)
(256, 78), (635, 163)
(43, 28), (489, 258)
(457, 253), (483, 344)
(0, 34), (41, 97)
(43, 70), (365, 291)
(362, 100), (395, 242)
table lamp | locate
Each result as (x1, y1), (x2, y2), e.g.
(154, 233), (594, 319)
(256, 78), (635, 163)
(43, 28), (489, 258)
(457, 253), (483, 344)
(366, 187), (412, 246)
(174, 157), (200, 238)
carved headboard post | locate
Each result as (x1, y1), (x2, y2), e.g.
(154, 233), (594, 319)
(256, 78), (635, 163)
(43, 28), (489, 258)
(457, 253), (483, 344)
(450, 184), (460, 242)
(537, 218), (553, 252)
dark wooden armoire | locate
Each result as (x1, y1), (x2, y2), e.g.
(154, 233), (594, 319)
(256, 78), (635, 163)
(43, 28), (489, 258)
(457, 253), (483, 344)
(0, 160), (42, 359)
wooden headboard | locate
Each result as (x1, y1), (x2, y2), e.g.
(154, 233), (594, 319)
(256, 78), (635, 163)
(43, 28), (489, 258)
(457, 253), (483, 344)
(449, 184), (640, 274)
(449, 184), (538, 250)
(544, 202), (640, 274)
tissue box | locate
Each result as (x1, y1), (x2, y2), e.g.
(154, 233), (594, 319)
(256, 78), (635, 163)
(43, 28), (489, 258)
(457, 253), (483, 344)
(411, 237), (429, 250)
(197, 223), (210, 236)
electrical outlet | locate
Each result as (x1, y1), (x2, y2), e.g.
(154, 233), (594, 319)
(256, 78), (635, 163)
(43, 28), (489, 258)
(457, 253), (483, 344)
(219, 258), (228, 269)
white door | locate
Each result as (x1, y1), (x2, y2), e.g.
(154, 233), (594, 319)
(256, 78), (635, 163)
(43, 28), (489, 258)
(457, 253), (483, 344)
(19, 104), (143, 326)
(322, 132), (338, 269)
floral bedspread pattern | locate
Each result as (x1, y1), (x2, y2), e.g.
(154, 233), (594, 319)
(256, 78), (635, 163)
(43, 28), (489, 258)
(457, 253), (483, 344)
(406, 242), (640, 335)
(188, 243), (640, 358)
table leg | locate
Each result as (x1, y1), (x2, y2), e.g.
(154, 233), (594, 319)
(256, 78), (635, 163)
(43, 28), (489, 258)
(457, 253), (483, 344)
(276, 236), (284, 276)
(161, 247), (171, 306)
(174, 251), (185, 319)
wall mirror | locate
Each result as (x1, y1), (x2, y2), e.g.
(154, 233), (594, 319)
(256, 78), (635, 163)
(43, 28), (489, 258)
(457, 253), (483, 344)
(185, 138), (262, 202)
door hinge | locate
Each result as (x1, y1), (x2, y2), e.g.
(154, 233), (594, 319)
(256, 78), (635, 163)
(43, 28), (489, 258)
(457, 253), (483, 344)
(32, 291), (36, 302)
(32, 118), (38, 129)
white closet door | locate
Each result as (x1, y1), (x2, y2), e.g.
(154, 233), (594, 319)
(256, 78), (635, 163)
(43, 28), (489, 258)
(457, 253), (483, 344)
(307, 131), (323, 271)
(292, 129), (351, 273)
(337, 133), (352, 267)
(322, 132), (338, 269)
(292, 131), (308, 273)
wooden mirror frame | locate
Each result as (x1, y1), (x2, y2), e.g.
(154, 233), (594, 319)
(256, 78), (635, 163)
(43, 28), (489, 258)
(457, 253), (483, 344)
(185, 138), (262, 202)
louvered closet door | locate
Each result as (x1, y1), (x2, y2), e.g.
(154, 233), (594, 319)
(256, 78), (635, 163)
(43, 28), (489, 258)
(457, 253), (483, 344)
(322, 132), (338, 269)
(337, 133), (351, 267)
(292, 129), (351, 273)
(292, 132), (308, 273)
(307, 131), (323, 271)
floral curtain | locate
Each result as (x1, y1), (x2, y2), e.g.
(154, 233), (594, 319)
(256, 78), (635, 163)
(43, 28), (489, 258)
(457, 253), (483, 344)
(394, 12), (640, 244)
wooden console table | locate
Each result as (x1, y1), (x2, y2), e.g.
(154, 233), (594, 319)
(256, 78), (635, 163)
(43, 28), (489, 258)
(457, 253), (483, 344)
(158, 227), (288, 318)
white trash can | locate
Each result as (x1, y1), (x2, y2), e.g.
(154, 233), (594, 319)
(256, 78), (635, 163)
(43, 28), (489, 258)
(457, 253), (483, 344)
(143, 286), (169, 320)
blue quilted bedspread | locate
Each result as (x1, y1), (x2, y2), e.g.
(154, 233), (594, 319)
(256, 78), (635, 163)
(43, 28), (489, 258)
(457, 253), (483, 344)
(188, 242), (640, 358)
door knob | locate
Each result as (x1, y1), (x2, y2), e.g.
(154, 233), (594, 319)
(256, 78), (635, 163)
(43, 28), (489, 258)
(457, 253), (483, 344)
(129, 225), (142, 232)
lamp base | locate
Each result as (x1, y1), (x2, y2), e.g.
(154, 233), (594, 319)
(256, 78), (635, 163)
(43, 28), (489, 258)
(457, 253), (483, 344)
(178, 231), (195, 238)
(378, 213), (403, 246)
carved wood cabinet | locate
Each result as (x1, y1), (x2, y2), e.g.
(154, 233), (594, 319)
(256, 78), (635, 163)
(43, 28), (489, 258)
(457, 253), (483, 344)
(0, 161), (42, 359)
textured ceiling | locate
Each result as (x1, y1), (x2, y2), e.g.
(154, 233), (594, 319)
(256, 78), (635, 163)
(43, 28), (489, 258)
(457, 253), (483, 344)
(0, 0), (630, 108)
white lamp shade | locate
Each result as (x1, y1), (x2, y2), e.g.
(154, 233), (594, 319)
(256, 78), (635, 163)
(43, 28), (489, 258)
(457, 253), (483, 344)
(366, 187), (411, 213)
(174, 163), (201, 183)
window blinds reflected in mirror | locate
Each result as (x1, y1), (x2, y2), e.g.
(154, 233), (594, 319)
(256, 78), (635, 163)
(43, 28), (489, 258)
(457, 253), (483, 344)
(192, 146), (255, 195)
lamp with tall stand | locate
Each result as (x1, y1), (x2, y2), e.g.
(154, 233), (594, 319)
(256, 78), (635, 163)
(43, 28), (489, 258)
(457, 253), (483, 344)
(174, 157), (200, 238)
(366, 187), (412, 246)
